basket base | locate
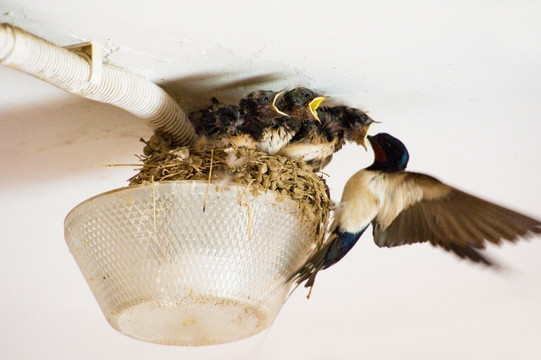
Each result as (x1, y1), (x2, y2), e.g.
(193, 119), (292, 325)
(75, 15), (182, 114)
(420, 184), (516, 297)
(112, 296), (270, 346)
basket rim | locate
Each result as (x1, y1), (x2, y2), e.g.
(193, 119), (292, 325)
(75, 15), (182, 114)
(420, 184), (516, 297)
(64, 180), (300, 225)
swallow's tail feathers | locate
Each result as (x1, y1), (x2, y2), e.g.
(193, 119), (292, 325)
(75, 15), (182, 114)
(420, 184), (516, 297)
(289, 226), (368, 291)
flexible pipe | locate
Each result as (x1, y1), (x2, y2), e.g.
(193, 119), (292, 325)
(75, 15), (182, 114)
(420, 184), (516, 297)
(0, 23), (196, 146)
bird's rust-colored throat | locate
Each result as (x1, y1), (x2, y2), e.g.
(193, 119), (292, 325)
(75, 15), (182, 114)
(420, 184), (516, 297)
(370, 139), (387, 163)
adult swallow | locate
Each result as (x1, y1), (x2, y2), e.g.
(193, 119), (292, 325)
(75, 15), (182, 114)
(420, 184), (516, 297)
(281, 105), (377, 170)
(293, 132), (541, 288)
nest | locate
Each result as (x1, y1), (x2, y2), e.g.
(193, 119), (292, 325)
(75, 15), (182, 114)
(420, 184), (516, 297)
(128, 132), (333, 247)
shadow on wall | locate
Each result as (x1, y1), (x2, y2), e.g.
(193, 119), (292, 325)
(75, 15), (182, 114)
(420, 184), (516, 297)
(159, 71), (357, 114)
(0, 98), (152, 186)
(160, 71), (296, 112)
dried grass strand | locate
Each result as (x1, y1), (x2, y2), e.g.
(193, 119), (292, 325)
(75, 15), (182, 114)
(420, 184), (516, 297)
(246, 201), (253, 240)
(151, 177), (167, 260)
(203, 149), (214, 212)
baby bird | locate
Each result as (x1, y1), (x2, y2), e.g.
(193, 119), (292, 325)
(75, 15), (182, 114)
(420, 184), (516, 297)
(278, 87), (326, 123)
(257, 87), (326, 156)
(275, 87), (331, 160)
(189, 96), (246, 148)
(285, 105), (376, 170)
(239, 90), (294, 154)
(239, 89), (287, 121)
(191, 90), (287, 150)
(292, 132), (541, 289)
(319, 106), (376, 150)
(224, 89), (288, 150)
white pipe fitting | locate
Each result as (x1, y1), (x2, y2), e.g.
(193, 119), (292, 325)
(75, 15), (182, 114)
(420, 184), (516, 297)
(0, 23), (196, 147)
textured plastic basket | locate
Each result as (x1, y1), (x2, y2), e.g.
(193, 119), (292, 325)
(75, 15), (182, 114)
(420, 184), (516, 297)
(64, 181), (317, 345)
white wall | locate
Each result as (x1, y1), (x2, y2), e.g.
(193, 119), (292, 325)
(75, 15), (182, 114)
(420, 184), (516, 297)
(1, 1), (541, 359)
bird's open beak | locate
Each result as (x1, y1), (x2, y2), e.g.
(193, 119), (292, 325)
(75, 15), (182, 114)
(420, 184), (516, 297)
(353, 120), (379, 151)
(366, 134), (376, 151)
(367, 134), (386, 162)
(359, 137), (368, 151)
(271, 90), (289, 117)
(359, 121), (380, 150)
(308, 96), (327, 122)
(356, 130), (371, 151)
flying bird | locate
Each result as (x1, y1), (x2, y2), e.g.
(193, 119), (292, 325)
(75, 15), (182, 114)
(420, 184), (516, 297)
(292, 132), (541, 290)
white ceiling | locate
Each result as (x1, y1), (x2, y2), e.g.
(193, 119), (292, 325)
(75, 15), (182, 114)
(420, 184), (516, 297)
(1, 1), (541, 359)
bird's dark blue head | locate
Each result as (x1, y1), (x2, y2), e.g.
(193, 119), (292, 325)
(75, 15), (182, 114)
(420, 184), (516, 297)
(366, 133), (409, 172)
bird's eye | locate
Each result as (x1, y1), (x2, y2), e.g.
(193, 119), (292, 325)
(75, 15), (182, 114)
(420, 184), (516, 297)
(264, 96), (269, 102)
(304, 93), (310, 99)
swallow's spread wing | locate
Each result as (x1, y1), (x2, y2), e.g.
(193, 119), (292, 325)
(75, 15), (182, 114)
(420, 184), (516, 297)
(372, 172), (541, 264)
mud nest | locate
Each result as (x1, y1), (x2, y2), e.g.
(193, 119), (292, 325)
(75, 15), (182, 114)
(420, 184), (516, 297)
(128, 132), (333, 246)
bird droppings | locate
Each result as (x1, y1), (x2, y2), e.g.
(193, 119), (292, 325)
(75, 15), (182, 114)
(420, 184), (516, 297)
(129, 131), (332, 248)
